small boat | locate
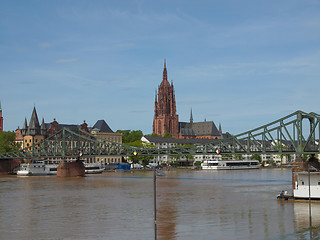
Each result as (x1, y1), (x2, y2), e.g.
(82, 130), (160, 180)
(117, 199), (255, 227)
(84, 163), (104, 174)
(201, 159), (260, 170)
(17, 161), (58, 176)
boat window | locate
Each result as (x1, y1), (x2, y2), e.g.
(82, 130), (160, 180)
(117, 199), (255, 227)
(226, 162), (250, 166)
(318, 182), (320, 185)
(208, 163), (218, 166)
(302, 181), (304, 185)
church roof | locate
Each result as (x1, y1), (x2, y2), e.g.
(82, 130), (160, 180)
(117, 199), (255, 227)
(26, 106), (41, 135)
(179, 121), (220, 137)
(92, 120), (113, 133)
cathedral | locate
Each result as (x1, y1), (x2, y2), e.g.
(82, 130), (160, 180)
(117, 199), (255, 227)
(153, 60), (222, 140)
(153, 60), (179, 138)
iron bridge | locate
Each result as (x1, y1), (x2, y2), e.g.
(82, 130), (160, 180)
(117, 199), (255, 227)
(0, 110), (319, 160)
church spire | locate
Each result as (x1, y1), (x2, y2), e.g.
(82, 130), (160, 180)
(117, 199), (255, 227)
(190, 108), (193, 123)
(27, 106), (41, 136)
(163, 59), (168, 82)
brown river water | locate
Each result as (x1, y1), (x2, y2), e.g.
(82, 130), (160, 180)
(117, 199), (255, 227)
(1, 168), (320, 240)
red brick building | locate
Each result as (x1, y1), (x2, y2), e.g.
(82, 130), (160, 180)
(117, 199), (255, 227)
(153, 60), (179, 138)
(153, 61), (222, 140)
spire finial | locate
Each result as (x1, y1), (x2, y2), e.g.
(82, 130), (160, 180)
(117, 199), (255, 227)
(163, 59), (167, 82)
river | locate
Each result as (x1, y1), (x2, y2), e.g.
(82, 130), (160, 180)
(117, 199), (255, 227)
(0, 168), (319, 240)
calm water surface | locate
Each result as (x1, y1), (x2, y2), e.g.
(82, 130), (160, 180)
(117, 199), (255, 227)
(1, 168), (320, 240)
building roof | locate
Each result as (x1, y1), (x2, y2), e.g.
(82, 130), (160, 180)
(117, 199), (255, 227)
(179, 121), (220, 136)
(92, 120), (113, 133)
(26, 106), (41, 135)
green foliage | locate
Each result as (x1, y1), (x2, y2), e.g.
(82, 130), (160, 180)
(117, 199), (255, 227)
(251, 154), (262, 162)
(116, 130), (143, 143)
(126, 139), (155, 167)
(194, 161), (202, 166)
(234, 154), (243, 160)
(222, 154), (232, 160)
(164, 132), (172, 138)
(145, 132), (173, 138)
(0, 131), (21, 153)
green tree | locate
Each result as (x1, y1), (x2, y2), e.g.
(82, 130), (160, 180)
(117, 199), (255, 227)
(164, 132), (172, 138)
(0, 131), (21, 153)
(251, 154), (262, 162)
(116, 130), (143, 143)
(126, 140), (155, 167)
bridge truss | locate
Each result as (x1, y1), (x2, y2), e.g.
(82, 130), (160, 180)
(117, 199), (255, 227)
(0, 110), (319, 160)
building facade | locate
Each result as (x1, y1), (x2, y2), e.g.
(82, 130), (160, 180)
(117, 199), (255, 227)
(90, 120), (122, 164)
(19, 107), (122, 164)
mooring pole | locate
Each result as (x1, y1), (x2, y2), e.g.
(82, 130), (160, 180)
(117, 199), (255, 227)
(308, 161), (312, 229)
(153, 168), (157, 240)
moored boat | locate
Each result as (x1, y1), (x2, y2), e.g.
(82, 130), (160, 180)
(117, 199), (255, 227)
(201, 159), (260, 170)
(84, 163), (104, 174)
(278, 171), (320, 201)
(17, 161), (58, 176)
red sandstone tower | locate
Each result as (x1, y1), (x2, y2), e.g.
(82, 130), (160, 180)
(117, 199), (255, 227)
(153, 60), (179, 137)
(0, 102), (3, 131)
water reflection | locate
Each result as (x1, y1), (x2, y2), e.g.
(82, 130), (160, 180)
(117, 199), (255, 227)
(0, 169), (320, 239)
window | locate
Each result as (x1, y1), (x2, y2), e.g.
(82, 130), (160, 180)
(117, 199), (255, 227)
(302, 181), (305, 185)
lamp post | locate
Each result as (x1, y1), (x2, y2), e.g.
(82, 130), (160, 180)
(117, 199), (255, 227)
(153, 168), (166, 240)
(308, 158), (312, 229)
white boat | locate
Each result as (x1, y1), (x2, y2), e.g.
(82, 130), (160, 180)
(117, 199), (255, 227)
(17, 161), (58, 176)
(201, 160), (260, 170)
(84, 163), (104, 174)
(293, 171), (320, 200)
(277, 171), (320, 200)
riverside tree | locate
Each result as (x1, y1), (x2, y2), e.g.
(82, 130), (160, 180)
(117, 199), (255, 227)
(0, 131), (21, 153)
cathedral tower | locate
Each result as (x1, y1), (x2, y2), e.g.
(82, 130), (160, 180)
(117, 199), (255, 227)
(153, 60), (179, 137)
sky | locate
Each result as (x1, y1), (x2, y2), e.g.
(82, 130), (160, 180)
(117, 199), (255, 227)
(1, 0), (320, 135)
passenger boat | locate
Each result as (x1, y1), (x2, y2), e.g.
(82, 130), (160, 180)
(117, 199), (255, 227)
(84, 163), (104, 174)
(17, 161), (58, 176)
(201, 160), (260, 170)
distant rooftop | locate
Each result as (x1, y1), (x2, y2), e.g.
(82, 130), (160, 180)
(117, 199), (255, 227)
(92, 120), (113, 133)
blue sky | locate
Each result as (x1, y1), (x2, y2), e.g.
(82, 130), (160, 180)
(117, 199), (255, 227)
(1, 0), (320, 135)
